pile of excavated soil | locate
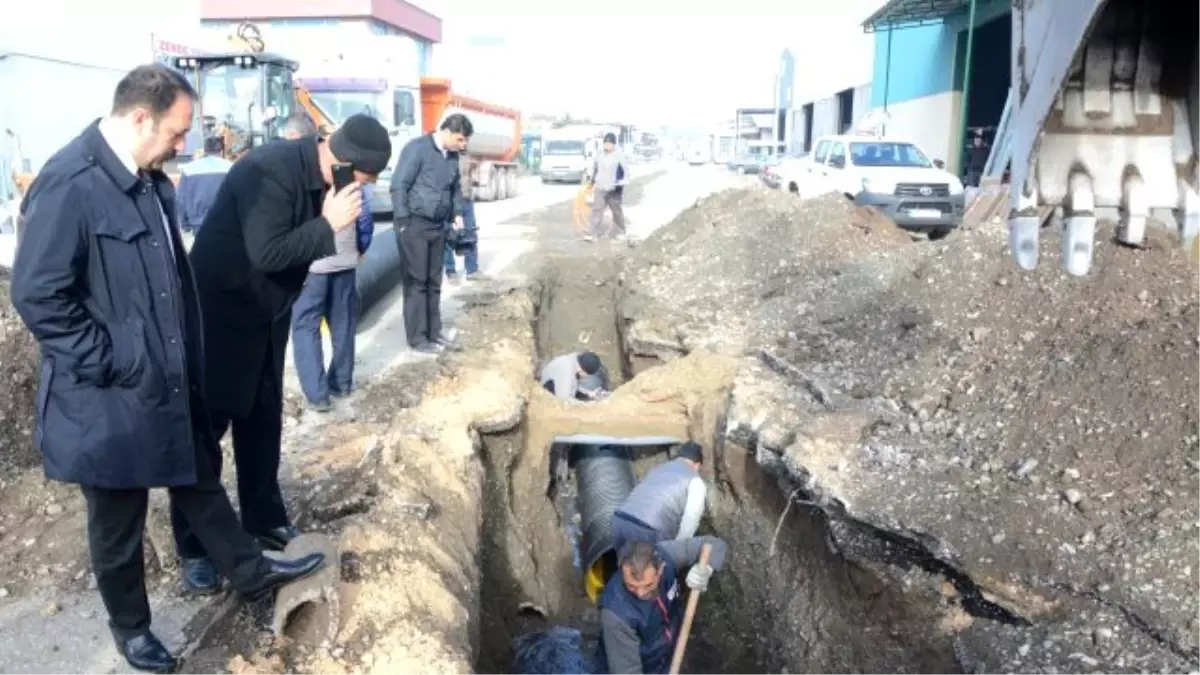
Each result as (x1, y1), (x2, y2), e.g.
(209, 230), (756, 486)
(620, 188), (1200, 671)
(0, 268), (40, 476)
(622, 190), (915, 358)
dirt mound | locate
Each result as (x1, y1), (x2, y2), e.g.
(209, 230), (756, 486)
(620, 190), (1200, 670)
(0, 268), (39, 476)
(622, 189), (915, 358)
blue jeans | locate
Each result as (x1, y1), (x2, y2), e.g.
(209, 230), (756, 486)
(444, 199), (479, 276)
(291, 270), (357, 404)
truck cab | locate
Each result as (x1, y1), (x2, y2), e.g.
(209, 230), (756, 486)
(798, 133), (966, 238)
(540, 130), (590, 184)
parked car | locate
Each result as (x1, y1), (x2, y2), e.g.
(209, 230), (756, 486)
(727, 154), (764, 175)
(784, 134), (965, 239)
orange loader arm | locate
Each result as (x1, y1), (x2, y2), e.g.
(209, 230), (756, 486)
(296, 85), (336, 137)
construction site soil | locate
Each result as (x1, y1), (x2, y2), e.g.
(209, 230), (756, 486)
(0, 178), (1196, 674)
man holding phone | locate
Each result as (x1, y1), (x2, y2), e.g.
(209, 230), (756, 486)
(178, 114), (391, 593)
(290, 162), (376, 412)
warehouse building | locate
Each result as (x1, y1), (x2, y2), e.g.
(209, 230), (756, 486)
(862, 0), (1012, 174)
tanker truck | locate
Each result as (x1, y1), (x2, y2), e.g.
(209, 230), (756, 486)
(1005, 0), (1198, 275)
(420, 78), (521, 201)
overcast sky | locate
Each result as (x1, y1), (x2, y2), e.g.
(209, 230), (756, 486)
(422, 0), (886, 128)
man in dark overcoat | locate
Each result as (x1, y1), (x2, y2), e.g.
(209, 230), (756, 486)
(9, 64), (326, 674)
(179, 114), (390, 588)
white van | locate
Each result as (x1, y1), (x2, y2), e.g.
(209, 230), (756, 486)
(540, 129), (590, 184)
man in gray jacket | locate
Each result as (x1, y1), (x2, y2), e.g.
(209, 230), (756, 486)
(291, 183), (375, 411)
(611, 442), (708, 551)
(587, 132), (628, 240)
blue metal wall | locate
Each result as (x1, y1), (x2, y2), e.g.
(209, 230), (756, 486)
(870, 23), (957, 108)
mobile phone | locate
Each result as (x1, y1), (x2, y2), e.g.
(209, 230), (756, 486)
(332, 163), (355, 191)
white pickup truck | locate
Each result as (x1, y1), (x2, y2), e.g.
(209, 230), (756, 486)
(780, 133), (967, 239)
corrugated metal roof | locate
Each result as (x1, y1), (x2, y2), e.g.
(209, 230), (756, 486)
(861, 0), (966, 32)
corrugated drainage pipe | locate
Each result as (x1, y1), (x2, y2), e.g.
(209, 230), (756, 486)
(568, 436), (684, 602)
(355, 224), (404, 321)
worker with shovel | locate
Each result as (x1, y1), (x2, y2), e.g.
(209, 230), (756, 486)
(596, 537), (728, 674)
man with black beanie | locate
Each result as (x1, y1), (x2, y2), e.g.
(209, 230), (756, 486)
(179, 114), (390, 593)
(390, 113), (474, 354)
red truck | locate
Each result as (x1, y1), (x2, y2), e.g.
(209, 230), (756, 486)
(420, 77), (522, 202)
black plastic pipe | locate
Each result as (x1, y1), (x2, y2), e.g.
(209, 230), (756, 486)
(574, 444), (637, 582)
(355, 224), (404, 322)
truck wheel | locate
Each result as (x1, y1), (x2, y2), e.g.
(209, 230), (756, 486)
(505, 169), (517, 198)
(929, 227), (953, 241)
(485, 172), (499, 201)
(788, 182), (799, 194)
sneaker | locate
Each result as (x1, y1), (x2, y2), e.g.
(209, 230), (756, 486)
(465, 271), (490, 282)
(582, 235), (595, 243)
(446, 273), (461, 286)
(308, 398), (333, 413)
(330, 389), (353, 400)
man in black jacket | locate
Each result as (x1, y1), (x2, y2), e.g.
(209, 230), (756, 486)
(10, 64), (325, 674)
(390, 113), (473, 354)
(180, 115), (390, 592)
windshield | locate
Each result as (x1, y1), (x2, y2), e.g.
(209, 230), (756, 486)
(849, 142), (932, 168)
(199, 65), (260, 128)
(311, 92), (385, 126)
(544, 140), (585, 155)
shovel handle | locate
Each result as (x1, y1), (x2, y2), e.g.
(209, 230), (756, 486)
(668, 543), (712, 675)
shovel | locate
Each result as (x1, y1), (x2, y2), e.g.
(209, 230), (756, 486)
(667, 543), (712, 675)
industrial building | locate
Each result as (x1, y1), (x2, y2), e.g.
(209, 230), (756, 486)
(775, 0), (1012, 177)
(863, 0), (1012, 175)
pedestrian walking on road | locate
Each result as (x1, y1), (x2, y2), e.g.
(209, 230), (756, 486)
(445, 153), (486, 283)
(9, 64), (326, 674)
(587, 132), (628, 241)
(181, 114), (390, 590)
(611, 442), (708, 552)
(390, 113), (473, 354)
(291, 183), (376, 412)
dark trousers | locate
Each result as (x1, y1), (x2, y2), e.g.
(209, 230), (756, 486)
(611, 511), (664, 553)
(590, 187), (626, 236)
(396, 219), (445, 347)
(444, 200), (479, 276)
(83, 394), (265, 639)
(171, 348), (288, 559)
(291, 269), (358, 404)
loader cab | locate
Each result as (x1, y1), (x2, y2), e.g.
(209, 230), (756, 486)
(172, 52), (299, 157)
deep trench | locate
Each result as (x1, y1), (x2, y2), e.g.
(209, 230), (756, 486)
(471, 258), (982, 674)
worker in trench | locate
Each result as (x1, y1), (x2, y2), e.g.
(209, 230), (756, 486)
(178, 113), (391, 593)
(585, 132), (629, 242)
(610, 442), (707, 551)
(539, 350), (610, 496)
(9, 64), (327, 673)
(390, 113), (474, 355)
(597, 537), (728, 674)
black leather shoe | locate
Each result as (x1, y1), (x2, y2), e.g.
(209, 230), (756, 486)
(240, 552), (326, 601)
(251, 525), (301, 551)
(117, 631), (178, 673)
(180, 556), (221, 596)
